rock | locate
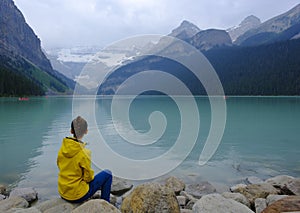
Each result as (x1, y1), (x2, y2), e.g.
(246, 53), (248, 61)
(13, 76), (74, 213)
(254, 198), (267, 213)
(165, 176), (186, 195)
(262, 196), (300, 213)
(0, 196), (29, 212)
(7, 207), (41, 213)
(246, 176), (264, 185)
(232, 183), (279, 205)
(35, 198), (79, 212)
(222, 192), (251, 207)
(121, 183), (180, 213)
(230, 184), (247, 192)
(285, 178), (300, 195)
(192, 193), (254, 213)
(0, 194), (5, 201)
(185, 181), (216, 199)
(176, 195), (187, 207)
(72, 199), (120, 213)
(111, 177), (133, 196)
(181, 209), (193, 213)
(180, 191), (197, 202)
(186, 199), (197, 210)
(90, 191), (117, 206)
(179, 191), (198, 210)
(265, 175), (294, 189)
(0, 184), (6, 194)
(44, 203), (74, 213)
(9, 187), (38, 203)
(266, 194), (288, 205)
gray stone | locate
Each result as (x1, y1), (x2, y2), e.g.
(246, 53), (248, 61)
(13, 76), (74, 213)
(90, 190), (117, 206)
(185, 181), (216, 199)
(111, 177), (133, 196)
(246, 176), (264, 185)
(186, 199), (197, 210)
(181, 209), (193, 213)
(72, 199), (120, 213)
(222, 192), (251, 207)
(265, 175), (294, 188)
(192, 193), (254, 213)
(285, 178), (300, 195)
(121, 183), (180, 213)
(165, 176), (186, 195)
(0, 196), (29, 212)
(180, 191), (197, 202)
(254, 198), (267, 213)
(230, 184), (247, 192)
(0, 194), (5, 201)
(7, 207), (41, 213)
(177, 195), (187, 207)
(266, 194), (289, 205)
(35, 198), (79, 212)
(0, 184), (6, 194)
(45, 203), (74, 213)
(232, 183), (280, 205)
(261, 196), (300, 213)
(9, 187), (38, 203)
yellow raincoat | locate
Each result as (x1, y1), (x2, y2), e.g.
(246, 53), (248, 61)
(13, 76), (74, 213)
(57, 137), (94, 200)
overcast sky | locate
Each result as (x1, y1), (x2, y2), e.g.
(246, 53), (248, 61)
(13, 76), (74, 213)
(13, 0), (300, 49)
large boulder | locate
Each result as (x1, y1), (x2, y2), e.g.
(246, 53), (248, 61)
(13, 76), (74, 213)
(254, 198), (267, 213)
(192, 193), (254, 213)
(165, 176), (185, 195)
(35, 198), (79, 212)
(9, 187), (38, 203)
(121, 183), (180, 213)
(0, 184), (6, 195)
(111, 177), (133, 196)
(0, 196), (29, 212)
(265, 175), (294, 193)
(232, 183), (279, 205)
(266, 194), (288, 205)
(185, 181), (216, 199)
(262, 196), (300, 213)
(246, 176), (264, 185)
(0, 194), (5, 201)
(7, 207), (41, 213)
(285, 178), (300, 195)
(265, 175), (294, 186)
(222, 192), (250, 207)
(44, 203), (74, 213)
(72, 199), (120, 213)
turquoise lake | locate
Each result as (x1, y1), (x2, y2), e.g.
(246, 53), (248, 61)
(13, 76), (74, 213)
(0, 96), (300, 200)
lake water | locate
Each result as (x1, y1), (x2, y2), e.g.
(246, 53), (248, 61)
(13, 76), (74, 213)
(0, 96), (300, 200)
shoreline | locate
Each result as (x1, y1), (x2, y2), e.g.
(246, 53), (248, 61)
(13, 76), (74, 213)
(1, 174), (300, 212)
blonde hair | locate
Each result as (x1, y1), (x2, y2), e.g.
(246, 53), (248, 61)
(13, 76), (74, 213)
(71, 116), (88, 139)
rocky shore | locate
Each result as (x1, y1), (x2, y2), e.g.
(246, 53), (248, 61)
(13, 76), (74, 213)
(0, 175), (300, 213)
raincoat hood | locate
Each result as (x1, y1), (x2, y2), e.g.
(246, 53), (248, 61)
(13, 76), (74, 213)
(61, 137), (85, 158)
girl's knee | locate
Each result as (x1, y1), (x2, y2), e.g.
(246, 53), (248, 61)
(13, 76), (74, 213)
(103, 169), (112, 177)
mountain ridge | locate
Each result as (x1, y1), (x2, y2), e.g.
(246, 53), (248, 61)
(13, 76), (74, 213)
(0, 0), (73, 96)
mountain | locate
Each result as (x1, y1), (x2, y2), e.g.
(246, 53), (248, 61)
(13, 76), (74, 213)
(0, 0), (72, 96)
(46, 47), (100, 80)
(227, 15), (261, 42)
(188, 29), (232, 51)
(235, 3), (300, 46)
(169, 20), (201, 41)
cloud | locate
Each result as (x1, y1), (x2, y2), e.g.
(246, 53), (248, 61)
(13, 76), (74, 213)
(14, 0), (300, 49)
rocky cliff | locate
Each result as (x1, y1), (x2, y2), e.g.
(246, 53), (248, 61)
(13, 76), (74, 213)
(0, 0), (53, 74)
(235, 3), (300, 45)
(227, 15), (261, 42)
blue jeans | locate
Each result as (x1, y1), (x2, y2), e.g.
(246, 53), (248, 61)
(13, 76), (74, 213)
(68, 169), (112, 203)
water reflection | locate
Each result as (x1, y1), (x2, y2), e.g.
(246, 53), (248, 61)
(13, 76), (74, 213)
(0, 97), (72, 188)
